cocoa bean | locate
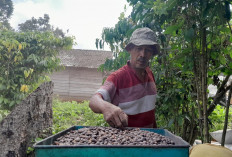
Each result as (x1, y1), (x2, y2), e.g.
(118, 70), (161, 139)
(53, 127), (175, 146)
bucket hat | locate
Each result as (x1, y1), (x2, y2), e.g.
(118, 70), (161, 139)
(125, 27), (160, 55)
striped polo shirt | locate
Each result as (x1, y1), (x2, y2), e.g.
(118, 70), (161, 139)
(97, 61), (157, 128)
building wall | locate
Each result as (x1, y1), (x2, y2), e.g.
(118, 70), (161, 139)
(50, 66), (104, 101)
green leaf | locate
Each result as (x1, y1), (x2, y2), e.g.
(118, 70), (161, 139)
(178, 116), (184, 126)
(35, 137), (43, 142)
(229, 62), (232, 69)
(166, 0), (177, 11)
(0, 97), (3, 103)
(230, 36), (232, 42)
(225, 68), (232, 75)
(219, 55), (226, 65)
(3, 98), (9, 104)
(164, 25), (179, 35)
(27, 147), (34, 154)
(9, 101), (15, 107)
(169, 53), (173, 58)
(184, 28), (194, 41)
(208, 78), (213, 85)
(0, 84), (6, 90)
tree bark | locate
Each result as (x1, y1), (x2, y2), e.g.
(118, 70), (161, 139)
(0, 81), (54, 157)
(192, 40), (204, 142)
(221, 83), (232, 146)
(201, 27), (209, 143)
(207, 75), (231, 115)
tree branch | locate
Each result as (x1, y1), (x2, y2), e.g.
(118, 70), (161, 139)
(227, 21), (232, 34)
(207, 75), (231, 115)
(221, 83), (232, 146)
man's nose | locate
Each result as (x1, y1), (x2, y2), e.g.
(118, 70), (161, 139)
(139, 48), (146, 57)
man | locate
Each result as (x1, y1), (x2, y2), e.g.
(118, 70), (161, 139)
(89, 27), (160, 129)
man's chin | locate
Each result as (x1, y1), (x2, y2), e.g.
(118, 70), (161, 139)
(135, 65), (147, 69)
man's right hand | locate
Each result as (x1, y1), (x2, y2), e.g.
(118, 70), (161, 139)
(102, 103), (128, 129)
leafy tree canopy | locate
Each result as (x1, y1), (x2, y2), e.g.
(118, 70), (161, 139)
(0, 30), (74, 110)
(18, 14), (66, 38)
(0, 0), (13, 21)
(97, 0), (232, 143)
(0, 2), (75, 110)
(0, 0), (13, 29)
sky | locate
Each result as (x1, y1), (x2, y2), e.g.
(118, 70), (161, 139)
(10, 0), (132, 50)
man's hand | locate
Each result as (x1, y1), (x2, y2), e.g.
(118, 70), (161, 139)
(102, 103), (128, 129)
(89, 94), (128, 128)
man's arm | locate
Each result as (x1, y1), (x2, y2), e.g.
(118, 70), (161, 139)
(89, 94), (128, 128)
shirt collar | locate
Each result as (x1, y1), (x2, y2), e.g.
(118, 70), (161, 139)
(126, 60), (150, 74)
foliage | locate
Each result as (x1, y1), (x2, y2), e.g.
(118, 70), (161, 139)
(52, 99), (108, 134)
(0, 109), (9, 122)
(99, 51), (130, 72)
(96, 5), (134, 52)
(96, 16), (134, 72)
(27, 137), (43, 155)
(0, 0), (13, 29)
(209, 105), (232, 131)
(0, 0), (13, 21)
(0, 30), (74, 110)
(18, 14), (66, 38)
(156, 0), (232, 142)
(97, 0), (232, 143)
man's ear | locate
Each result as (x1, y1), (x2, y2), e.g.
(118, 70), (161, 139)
(125, 44), (135, 53)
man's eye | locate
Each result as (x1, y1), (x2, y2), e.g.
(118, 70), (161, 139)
(145, 49), (153, 52)
(136, 47), (142, 51)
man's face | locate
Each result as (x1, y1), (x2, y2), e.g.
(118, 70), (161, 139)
(129, 45), (154, 69)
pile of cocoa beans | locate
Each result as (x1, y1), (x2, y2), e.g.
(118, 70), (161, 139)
(53, 127), (175, 146)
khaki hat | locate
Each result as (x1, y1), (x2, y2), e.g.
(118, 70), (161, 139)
(125, 27), (160, 55)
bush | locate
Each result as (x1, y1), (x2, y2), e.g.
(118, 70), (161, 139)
(0, 109), (9, 122)
(52, 99), (108, 134)
(0, 30), (74, 110)
(209, 105), (232, 132)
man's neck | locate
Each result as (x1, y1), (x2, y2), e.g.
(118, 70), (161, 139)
(128, 61), (146, 74)
(128, 61), (147, 81)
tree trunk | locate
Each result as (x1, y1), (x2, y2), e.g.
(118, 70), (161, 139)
(192, 41), (204, 142)
(201, 27), (209, 143)
(0, 81), (54, 157)
(221, 83), (232, 146)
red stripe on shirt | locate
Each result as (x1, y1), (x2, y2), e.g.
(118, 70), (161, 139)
(128, 109), (155, 128)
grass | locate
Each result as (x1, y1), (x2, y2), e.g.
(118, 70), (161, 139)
(52, 99), (108, 134)
(1, 99), (231, 135)
(209, 105), (232, 132)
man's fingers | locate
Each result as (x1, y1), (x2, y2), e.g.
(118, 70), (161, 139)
(108, 121), (115, 127)
(103, 105), (127, 128)
(106, 117), (116, 128)
(119, 112), (128, 127)
(113, 116), (123, 128)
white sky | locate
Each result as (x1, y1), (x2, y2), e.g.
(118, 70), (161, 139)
(10, 0), (132, 50)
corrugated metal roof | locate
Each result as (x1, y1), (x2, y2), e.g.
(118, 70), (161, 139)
(59, 49), (112, 68)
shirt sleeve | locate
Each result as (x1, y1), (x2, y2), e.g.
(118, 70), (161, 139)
(96, 73), (118, 103)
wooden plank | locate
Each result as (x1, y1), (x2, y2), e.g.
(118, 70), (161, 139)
(69, 83), (101, 87)
(69, 80), (102, 84)
(69, 88), (99, 92)
(69, 93), (93, 97)
(53, 76), (68, 80)
(50, 67), (108, 100)
(53, 91), (69, 95)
